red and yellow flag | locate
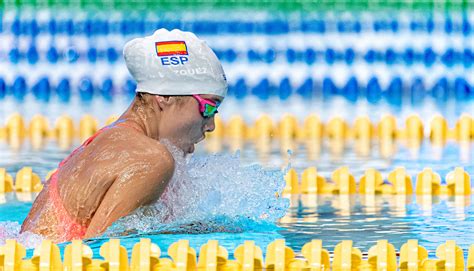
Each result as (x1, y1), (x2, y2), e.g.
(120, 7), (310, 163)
(155, 41), (188, 56)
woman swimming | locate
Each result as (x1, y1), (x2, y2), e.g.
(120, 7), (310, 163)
(20, 29), (228, 242)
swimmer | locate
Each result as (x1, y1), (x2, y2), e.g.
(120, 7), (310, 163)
(20, 29), (228, 242)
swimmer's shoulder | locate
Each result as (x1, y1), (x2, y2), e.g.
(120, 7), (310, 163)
(104, 123), (175, 173)
(145, 140), (175, 174)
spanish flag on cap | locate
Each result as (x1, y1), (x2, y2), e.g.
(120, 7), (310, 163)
(155, 41), (188, 56)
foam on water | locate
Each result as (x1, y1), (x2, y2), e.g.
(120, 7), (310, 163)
(105, 140), (289, 236)
(0, 221), (44, 247)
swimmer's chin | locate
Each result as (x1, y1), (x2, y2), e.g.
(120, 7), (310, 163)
(181, 143), (195, 154)
(188, 137), (205, 154)
(188, 144), (195, 154)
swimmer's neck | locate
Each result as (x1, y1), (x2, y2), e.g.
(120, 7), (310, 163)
(117, 94), (161, 140)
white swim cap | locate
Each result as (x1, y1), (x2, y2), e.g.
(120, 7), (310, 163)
(123, 29), (227, 97)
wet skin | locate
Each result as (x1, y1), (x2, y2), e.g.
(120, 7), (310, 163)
(20, 93), (222, 241)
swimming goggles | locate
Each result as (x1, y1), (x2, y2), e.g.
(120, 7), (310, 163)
(192, 94), (220, 118)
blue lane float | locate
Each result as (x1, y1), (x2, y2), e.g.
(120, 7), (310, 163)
(56, 78), (71, 103)
(100, 78), (114, 102)
(78, 77), (94, 102)
(2, 15), (471, 36)
(0, 78), (6, 100)
(5, 46), (471, 67)
(365, 77), (383, 104)
(32, 77), (51, 102)
(0, 76), (471, 103)
(12, 76), (27, 102)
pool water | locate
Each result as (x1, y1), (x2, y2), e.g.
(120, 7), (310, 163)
(2, 194), (474, 259)
(1, 130), (472, 258)
(2, 190), (474, 257)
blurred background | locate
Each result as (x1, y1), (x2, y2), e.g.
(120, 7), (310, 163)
(0, 1), (472, 166)
(0, 0), (472, 121)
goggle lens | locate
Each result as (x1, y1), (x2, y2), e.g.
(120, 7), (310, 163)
(203, 102), (219, 118)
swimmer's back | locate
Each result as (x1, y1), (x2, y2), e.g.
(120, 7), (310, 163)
(60, 123), (173, 220)
(21, 122), (175, 240)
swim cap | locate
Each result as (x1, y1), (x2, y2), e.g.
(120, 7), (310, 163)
(123, 29), (227, 97)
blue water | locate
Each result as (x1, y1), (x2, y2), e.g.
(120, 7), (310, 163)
(0, 137), (472, 259)
(1, 193), (473, 259)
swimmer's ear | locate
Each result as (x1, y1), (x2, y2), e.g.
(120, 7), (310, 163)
(155, 96), (186, 112)
(155, 95), (177, 109)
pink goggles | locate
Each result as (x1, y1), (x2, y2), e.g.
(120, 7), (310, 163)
(192, 95), (220, 118)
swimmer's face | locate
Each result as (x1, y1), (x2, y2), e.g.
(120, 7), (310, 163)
(157, 94), (223, 154)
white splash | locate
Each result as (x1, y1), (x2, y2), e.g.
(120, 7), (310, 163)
(105, 141), (289, 235)
(0, 221), (44, 248)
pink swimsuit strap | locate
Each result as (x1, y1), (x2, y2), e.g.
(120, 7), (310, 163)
(49, 171), (87, 239)
(49, 122), (136, 240)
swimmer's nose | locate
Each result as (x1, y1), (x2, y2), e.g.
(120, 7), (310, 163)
(204, 117), (215, 132)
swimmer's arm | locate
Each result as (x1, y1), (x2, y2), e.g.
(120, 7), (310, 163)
(84, 153), (174, 238)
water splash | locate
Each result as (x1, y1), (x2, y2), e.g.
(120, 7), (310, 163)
(0, 221), (43, 247)
(105, 141), (289, 236)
